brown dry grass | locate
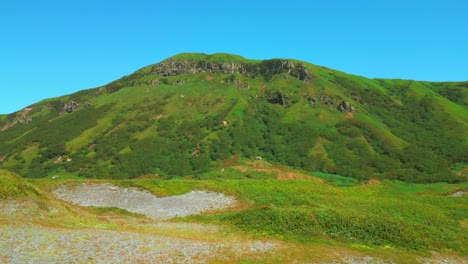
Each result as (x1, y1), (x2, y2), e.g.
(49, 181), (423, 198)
(367, 179), (381, 185)
(231, 160), (324, 182)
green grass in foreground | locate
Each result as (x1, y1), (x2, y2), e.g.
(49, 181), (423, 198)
(0, 169), (39, 199)
(87, 206), (146, 218)
(121, 178), (468, 254)
(24, 172), (467, 256)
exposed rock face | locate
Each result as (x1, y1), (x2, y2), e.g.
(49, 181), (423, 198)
(21, 107), (33, 117)
(1, 107), (34, 131)
(14, 117), (32, 124)
(268, 92), (286, 105)
(308, 96), (317, 105)
(151, 59), (247, 76)
(337, 101), (354, 112)
(61, 101), (81, 114)
(1, 123), (12, 131)
(150, 59), (312, 82)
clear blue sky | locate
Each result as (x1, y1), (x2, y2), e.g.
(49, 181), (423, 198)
(1, 0), (467, 114)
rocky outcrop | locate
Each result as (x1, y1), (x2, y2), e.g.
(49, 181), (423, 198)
(21, 107), (33, 117)
(150, 59), (313, 82)
(268, 92), (286, 105)
(337, 101), (354, 112)
(61, 101), (81, 114)
(59, 101), (91, 114)
(18, 117), (32, 124)
(1, 107), (34, 131)
(1, 121), (14, 131)
(151, 59), (248, 76)
(308, 96), (317, 105)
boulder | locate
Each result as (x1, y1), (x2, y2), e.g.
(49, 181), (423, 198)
(337, 101), (354, 112)
(61, 101), (81, 114)
(308, 96), (317, 105)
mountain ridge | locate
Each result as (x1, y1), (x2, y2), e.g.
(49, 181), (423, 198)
(0, 53), (466, 182)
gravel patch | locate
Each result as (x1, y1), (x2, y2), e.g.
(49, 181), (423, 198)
(53, 183), (237, 219)
(0, 225), (275, 263)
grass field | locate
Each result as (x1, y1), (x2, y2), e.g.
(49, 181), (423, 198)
(126, 178), (467, 253)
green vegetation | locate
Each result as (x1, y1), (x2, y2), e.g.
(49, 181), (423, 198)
(0, 170), (38, 199)
(0, 168), (465, 262)
(171, 52), (252, 63)
(89, 177), (467, 254)
(312, 172), (358, 186)
(87, 206), (146, 218)
(0, 53), (466, 184)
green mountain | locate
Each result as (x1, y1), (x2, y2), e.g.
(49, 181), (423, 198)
(0, 53), (467, 182)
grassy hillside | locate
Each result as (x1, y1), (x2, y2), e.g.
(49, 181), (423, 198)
(0, 53), (466, 183)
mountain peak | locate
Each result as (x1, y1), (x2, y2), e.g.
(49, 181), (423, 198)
(152, 53), (313, 81)
(168, 52), (250, 63)
(0, 53), (466, 183)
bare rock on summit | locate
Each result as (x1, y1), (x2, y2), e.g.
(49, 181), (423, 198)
(150, 58), (313, 81)
(151, 59), (247, 76)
